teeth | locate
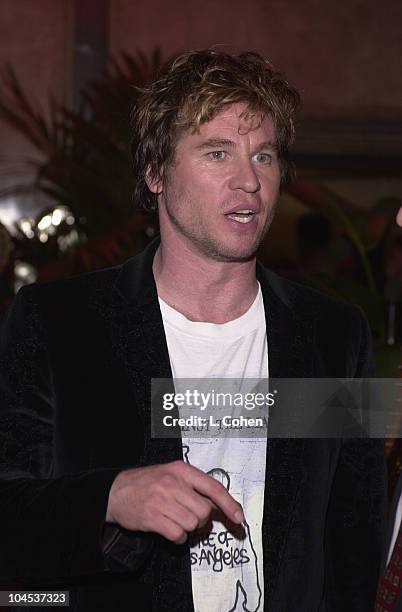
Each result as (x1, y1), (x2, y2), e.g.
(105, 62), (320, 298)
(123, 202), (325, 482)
(227, 214), (254, 224)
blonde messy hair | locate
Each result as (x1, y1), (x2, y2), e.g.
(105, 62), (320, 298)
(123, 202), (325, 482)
(131, 49), (300, 212)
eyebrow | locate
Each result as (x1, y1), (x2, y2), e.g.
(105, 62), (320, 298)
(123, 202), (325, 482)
(257, 140), (278, 152)
(195, 138), (277, 152)
(195, 138), (236, 151)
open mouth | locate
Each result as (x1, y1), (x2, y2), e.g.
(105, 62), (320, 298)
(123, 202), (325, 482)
(225, 209), (256, 224)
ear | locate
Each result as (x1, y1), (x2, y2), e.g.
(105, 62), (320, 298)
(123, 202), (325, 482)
(145, 165), (163, 194)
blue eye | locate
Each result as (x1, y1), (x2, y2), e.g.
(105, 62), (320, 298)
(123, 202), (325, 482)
(209, 151), (226, 160)
(253, 153), (272, 164)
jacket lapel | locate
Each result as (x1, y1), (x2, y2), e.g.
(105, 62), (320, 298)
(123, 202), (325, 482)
(112, 238), (182, 465)
(258, 265), (315, 603)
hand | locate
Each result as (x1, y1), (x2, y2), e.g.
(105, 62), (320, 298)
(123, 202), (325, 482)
(105, 460), (244, 544)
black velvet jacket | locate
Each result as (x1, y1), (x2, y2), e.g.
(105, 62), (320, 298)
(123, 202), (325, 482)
(0, 238), (386, 611)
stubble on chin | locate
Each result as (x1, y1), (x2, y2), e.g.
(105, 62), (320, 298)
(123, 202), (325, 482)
(210, 203), (277, 263)
(169, 207), (276, 263)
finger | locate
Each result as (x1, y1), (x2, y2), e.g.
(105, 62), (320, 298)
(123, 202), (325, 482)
(182, 466), (244, 524)
(161, 499), (201, 533)
(172, 487), (213, 528)
(155, 513), (187, 544)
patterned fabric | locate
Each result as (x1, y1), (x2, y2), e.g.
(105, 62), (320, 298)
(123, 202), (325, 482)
(376, 528), (402, 610)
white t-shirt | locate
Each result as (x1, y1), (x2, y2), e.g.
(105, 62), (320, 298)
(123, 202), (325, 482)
(387, 492), (402, 565)
(159, 283), (268, 612)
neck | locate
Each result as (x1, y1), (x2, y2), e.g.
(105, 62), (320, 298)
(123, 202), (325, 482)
(152, 236), (258, 324)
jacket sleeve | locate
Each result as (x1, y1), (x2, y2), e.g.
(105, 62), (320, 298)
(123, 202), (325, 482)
(0, 284), (151, 582)
(324, 307), (387, 610)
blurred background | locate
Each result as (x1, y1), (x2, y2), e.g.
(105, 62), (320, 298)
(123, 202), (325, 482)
(0, 0), (401, 485)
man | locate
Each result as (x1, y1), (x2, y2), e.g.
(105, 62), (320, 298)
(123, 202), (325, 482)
(0, 50), (386, 611)
(376, 204), (402, 611)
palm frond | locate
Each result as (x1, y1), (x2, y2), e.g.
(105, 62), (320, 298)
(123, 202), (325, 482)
(0, 51), (159, 276)
(0, 65), (54, 153)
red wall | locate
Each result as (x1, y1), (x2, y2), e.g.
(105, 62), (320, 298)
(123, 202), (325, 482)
(109, 0), (402, 120)
(0, 1), (72, 171)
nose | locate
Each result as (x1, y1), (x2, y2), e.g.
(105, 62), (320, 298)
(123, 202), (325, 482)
(397, 206), (402, 227)
(228, 157), (261, 193)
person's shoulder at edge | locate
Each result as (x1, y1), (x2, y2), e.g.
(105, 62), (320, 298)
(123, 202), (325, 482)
(21, 260), (124, 298)
(0, 258), (129, 341)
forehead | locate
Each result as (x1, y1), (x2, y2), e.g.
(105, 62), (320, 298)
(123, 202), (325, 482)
(179, 102), (276, 147)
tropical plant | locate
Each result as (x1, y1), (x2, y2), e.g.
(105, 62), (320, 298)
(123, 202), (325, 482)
(0, 50), (162, 276)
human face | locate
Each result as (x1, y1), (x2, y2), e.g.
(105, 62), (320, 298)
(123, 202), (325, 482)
(397, 205), (402, 227)
(151, 103), (281, 262)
